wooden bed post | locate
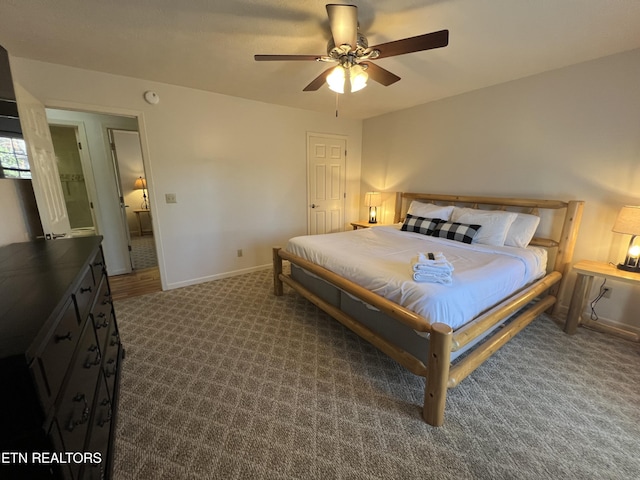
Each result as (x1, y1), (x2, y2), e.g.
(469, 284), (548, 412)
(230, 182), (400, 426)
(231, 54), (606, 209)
(551, 200), (584, 315)
(393, 191), (404, 224)
(272, 247), (283, 296)
(423, 322), (453, 427)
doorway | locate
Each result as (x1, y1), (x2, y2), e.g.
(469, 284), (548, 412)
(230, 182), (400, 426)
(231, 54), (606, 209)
(45, 108), (158, 278)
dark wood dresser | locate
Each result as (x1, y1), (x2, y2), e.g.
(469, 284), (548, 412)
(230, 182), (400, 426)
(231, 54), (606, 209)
(0, 237), (123, 480)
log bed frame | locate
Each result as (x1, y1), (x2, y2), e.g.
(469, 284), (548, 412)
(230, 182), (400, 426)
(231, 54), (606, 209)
(273, 192), (584, 426)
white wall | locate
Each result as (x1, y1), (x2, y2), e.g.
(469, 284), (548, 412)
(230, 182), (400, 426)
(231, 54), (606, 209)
(362, 48), (640, 332)
(9, 58), (362, 289)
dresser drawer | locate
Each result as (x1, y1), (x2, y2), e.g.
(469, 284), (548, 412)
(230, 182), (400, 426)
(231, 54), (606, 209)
(36, 298), (82, 401)
(48, 419), (74, 480)
(56, 322), (102, 467)
(102, 321), (121, 399)
(92, 276), (113, 351)
(91, 248), (106, 274)
(74, 265), (97, 323)
(81, 374), (112, 480)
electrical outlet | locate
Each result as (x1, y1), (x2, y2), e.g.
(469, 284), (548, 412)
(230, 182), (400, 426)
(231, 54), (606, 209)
(602, 287), (612, 299)
(237, 249), (243, 257)
(165, 193), (177, 204)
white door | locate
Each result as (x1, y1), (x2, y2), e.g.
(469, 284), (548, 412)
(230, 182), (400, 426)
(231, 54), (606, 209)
(108, 128), (145, 270)
(307, 134), (346, 234)
(14, 83), (71, 239)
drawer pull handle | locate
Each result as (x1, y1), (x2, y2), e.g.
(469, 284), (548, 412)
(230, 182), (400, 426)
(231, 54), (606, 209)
(97, 319), (109, 329)
(98, 407), (112, 428)
(66, 393), (90, 432)
(84, 349), (101, 368)
(80, 286), (93, 294)
(105, 359), (117, 377)
(55, 331), (73, 343)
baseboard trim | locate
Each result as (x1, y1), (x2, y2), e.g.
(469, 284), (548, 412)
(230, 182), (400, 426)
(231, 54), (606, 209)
(165, 263), (272, 290)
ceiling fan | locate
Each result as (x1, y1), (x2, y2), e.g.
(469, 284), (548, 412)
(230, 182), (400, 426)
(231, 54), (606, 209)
(254, 4), (449, 94)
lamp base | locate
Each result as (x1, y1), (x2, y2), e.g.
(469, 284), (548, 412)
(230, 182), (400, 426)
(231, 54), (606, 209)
(368, 206), (378, 224)
(616, 263), (640, 273)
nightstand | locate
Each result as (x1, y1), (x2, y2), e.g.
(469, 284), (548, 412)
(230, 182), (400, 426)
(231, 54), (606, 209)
(350, 221), (387, 229)
(133, 208), (152, 236)
(565, 259), (640, 340)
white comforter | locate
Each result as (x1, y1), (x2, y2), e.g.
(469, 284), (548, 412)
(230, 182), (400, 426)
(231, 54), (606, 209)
(285, 225), (547, 330)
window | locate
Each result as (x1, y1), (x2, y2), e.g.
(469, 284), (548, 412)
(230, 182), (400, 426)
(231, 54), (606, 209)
(0, 136), (30, 179)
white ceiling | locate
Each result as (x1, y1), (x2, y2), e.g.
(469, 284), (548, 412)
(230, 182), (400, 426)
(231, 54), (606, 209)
(2, 0), (640, 119)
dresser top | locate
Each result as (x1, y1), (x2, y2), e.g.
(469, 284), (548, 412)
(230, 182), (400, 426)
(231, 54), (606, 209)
(0, 236), (103, 358)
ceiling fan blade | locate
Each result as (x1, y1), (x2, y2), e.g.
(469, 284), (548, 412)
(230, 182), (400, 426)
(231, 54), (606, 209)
(370, 30), (449, 59)
(255, 54), (323, 61)
(360, 62), (401, 87)
(303, 67), (334, 91)
(326, 4), (358, 48)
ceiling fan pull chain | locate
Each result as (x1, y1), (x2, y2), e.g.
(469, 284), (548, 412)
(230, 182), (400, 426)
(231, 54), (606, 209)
(335, 92), (339, 118)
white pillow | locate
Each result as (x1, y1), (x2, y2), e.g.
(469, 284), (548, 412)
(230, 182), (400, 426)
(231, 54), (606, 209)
(504, 213), (540, 248)
(451, 207), (517, 246)
(407, 201), (454, 221)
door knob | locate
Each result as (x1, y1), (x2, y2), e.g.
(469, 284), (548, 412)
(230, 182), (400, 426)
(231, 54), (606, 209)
(310, 204), (319, 208)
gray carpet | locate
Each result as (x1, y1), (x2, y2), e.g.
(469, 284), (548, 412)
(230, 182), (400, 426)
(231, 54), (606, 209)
(112, 269), (640, 479)
(130, 235), (158, 270)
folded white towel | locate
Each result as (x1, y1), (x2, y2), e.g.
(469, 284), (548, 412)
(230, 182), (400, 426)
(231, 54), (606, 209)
(413, 271), (453, 285)
(411, 252), (454, 273)
(411, 252), (453, 284)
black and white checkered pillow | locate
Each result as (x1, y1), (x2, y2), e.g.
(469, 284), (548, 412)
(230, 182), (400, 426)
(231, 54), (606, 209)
(432, 221), (482, 244)
(401, 214), (446, 236)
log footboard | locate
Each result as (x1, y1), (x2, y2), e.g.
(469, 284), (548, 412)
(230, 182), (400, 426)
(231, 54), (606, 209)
(272, 247), (561, 426)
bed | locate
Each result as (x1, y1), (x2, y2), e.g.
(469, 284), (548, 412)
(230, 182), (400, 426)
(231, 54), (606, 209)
(272, 192), (584, 426)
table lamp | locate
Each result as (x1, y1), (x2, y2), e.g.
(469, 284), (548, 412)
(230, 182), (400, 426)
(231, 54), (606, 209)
(612, 205), (640, 272)
(364, 192), (382, 224)
(134, 176), (149, 210)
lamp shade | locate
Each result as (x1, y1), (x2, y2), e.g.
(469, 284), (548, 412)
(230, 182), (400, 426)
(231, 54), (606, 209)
(364, 191), (381, 207)
(134, 177), (147, 190)
(327, 64), (369, 94)
(349, 65), (368, 93)
(327, 66), (346, 94)
(612, 206), (640, 235)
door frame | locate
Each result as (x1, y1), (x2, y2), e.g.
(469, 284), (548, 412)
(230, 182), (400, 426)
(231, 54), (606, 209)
(306, 132), (347, 235)
(40, 100), (163, 286)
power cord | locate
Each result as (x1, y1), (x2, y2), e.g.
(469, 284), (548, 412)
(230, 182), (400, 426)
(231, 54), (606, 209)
(589, 278), (608, 321)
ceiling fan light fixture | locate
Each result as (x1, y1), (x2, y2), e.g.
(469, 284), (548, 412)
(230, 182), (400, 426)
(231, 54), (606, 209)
(349, 64), (368, 92)
(255, 5), (449, 97)
(327, 66), (346, 93)
(326, 64), (368, 94)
